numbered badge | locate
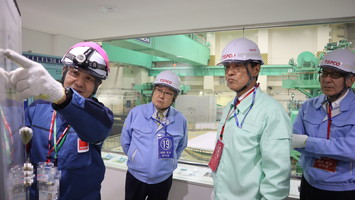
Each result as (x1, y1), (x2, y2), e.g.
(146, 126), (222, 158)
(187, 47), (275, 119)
(158, 136), (174, 159)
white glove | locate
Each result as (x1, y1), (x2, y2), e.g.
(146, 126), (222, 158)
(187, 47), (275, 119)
(5, 49), (65, 103)
(19, 127), (33, 145)
(291, 134), (308, 149)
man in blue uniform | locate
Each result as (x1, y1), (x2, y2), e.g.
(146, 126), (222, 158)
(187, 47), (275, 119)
(210, 38), (291, 199)
(5, 42), (114, 200)
(120, 70), (188, 200)
(292, 49), (355, 199)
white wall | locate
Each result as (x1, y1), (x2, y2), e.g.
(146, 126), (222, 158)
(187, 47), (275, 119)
(22, 28), (82, 56)
(175, 95), (217, 123)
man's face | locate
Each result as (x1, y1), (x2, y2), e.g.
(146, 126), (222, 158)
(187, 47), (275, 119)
(152, 85), (175, 111)
(63, 67), (96, 98)
(319, 67), (348, 97)
(224, 62), (260, 94)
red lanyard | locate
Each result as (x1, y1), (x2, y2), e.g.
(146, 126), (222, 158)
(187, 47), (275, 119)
(0, 107), (13, 144)
(326, 102), (332, 139)
(47, 111), (70, 163)
(0, 106), (14, 159)
(219, 85), (258, 140)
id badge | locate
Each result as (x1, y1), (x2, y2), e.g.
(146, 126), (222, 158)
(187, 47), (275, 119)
(208, 139), (224, 172)
(37, 162), (61, 200)
(158, 136), (174, 159)
(77, 138), (89, 153)
(313, 157), (337, 172)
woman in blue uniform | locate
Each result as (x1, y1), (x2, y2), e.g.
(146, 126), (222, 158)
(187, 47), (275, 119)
(121, 70), (188, 200)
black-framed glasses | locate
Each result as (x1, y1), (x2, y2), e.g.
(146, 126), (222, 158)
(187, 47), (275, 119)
(154, 87), (174, 98)
(318, 70), (346, 79)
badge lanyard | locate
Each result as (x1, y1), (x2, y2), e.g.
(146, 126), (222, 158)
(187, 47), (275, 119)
(47, 111), (70, 164)
(326, 102), (332, 139)
(152, 111), (175, 159)
(233, 86), (257, 128)
(210, 84), (258, 171)
(313, 102), (337, 173)
(152, 111), (169, 134)
(219, 85), (258, 140)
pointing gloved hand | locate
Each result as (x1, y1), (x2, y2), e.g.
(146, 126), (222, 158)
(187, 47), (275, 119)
(4, 49), (65, 103)
(291, 134), (308, 149)
(19, 127), (33, 145)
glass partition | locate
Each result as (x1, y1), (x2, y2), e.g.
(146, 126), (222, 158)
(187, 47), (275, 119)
(1, 0), (28, 199)
(98, 22), (355, 177)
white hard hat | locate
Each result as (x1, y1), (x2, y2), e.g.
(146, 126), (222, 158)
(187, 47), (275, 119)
(320, 49), (355, 74)
(153, 70), (181, 92)
(218, 38), (264, 65)
(61, 42), (110, 80)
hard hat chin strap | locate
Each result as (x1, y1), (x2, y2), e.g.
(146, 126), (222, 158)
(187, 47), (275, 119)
(235, 62), (257, 94)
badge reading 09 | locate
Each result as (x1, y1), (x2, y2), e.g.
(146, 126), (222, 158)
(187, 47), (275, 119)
(208, 139), (224, 172)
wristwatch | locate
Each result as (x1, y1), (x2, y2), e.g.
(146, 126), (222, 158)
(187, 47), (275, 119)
(52, 87), (73, 110)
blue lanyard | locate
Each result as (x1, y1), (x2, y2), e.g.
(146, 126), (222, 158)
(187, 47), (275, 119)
(152, 114), (168, 134)
(233, 87), (257, 128)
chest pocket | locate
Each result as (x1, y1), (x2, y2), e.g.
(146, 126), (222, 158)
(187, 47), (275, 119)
(302, 110), (326, 138)
(165, 129), (184, 150)
(240, 121), (262, 134)
(57, 132), (92, 170)
(330, 113), (355, 137)
(224, 119), (262, 147)
(131, 123), (154, 138)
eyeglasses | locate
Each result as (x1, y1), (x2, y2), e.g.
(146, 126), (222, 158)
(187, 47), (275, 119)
(154, 87), (174, 98)
(318, 70), (346, 79)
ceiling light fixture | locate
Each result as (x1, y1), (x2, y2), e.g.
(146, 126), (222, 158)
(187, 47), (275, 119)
(99, 5), (118, 13)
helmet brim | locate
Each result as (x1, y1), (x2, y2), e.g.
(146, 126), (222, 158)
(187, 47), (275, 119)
(153, 83), (180, 92)
(320, 65), (349, 74)
(217, 59), (264, 66)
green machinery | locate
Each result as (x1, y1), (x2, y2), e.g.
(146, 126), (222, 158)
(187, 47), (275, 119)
(283, 40), (354, 122)
(282, 50), (322, 177)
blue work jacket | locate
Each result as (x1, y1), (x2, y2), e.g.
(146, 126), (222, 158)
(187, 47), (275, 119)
(26, 89), (113, 200)
(120, 102), (188, 184)
(293, 89), (355, 191)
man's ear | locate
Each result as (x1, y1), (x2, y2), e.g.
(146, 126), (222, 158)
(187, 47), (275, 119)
(346, 75), (355, 88)
(252, 64), (261, 76)
(62, 66), (68, 76)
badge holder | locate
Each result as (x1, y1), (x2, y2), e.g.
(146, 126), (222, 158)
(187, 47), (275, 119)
(158, 135), (174, 159)
(208, 139), (224, 172)
(37, 162), (61, 200)
(8, 161), (34, 200)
